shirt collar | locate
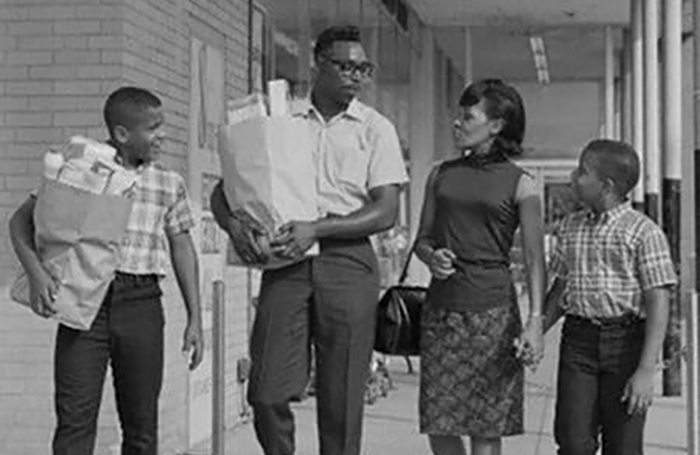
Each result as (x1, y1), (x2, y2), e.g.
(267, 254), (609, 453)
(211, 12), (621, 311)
(291, 97), (366, 123)
(585, 200), (633, 223)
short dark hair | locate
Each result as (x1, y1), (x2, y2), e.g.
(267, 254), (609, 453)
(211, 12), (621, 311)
(459, 79), (526, 156)
(313, 25), (362, 59)
(103, 86), (161, 137)
(582, 139), (640, 197)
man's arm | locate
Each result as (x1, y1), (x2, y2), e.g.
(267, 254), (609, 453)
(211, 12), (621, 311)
(9, 197), (58, 317)
(168, 231), (204, 370)
(271, 184), (401, 259)
(314, 184), (401, 239)
(210, 181), (266, 263)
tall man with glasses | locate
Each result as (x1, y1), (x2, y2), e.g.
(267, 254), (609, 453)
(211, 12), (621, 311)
(211, 25), (408, 455)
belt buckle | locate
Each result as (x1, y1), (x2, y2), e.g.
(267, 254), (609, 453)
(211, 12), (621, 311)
(588, 317), (604, 327)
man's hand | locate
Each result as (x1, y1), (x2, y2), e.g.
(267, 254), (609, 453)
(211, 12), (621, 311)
(514, 316), (544, 370)
(226, 215), (268, 264)
(622, 366), (655, 415)
(182, 320), (204, 371)
(28, 266), (60, 318)
(428, 248), (456, 280)
(271, 221), (317, 259)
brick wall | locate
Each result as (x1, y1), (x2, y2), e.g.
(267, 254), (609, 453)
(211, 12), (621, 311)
(0, 0), (253, 453)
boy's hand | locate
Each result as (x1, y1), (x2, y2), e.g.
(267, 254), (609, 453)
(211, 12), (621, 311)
(622, 366), (655, 414)
(429, 248), (457, 280)
(28, 266), (60, 318)
(515, 317), (544, 369)
(183, 320), (204, 371)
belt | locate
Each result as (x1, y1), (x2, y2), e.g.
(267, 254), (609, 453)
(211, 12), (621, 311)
(567, 313), (644, 329)
(114, 271), (159, 285)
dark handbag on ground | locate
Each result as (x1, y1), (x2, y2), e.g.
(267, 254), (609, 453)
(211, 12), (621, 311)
(374, 247), (426, 357)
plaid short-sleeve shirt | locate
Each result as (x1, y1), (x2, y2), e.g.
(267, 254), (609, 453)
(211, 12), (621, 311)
(117, 164), (195, 275)
(549, 202), (677, 318)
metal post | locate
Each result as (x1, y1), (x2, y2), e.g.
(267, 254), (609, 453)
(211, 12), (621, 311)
(212, 280), (226, 455)
(688, 293), (700, 455)
(661, 0), (683, 398)
(644, 0), (661, 221)
(632, 0), (646, 211)
(605, 25), (616, 139)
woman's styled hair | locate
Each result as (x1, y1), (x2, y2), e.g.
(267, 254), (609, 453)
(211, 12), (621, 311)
(459, 79), (526, 156)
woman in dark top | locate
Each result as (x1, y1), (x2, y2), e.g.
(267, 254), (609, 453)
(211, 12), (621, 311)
(415, 79), (546, 455)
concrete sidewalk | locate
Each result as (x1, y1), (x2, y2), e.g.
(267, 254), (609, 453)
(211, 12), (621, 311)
(191, 321), (689, 455)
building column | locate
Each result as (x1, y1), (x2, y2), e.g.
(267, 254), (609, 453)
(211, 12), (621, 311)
(621, 29), (633, 145)
(604, 25), (616, 139)
(691, 0), (700, 451)
(661, 0), (683, 398)
(632, 0), (646, 211)
(464, 26), (473, 86)
(407, 26), (436, 284)
(644, 0), (661, 221)
(297, 0), (312, 98)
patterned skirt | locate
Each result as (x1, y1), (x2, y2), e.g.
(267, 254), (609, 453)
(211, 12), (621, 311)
(419, 302), (524, 438)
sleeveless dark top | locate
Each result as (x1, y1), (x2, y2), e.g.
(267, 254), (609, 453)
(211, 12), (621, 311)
(426, 150), (525, 311)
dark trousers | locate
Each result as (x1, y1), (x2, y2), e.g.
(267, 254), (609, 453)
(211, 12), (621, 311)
(52, 273), (165, 455)
(554, 315), (647, 455)
(247, 238), (380, 455)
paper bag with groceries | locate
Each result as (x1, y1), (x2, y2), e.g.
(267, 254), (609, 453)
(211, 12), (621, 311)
(10, 136), (138, 330)
(218, 80), (319, 269)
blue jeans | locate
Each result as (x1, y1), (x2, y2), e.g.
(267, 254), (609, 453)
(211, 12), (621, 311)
(52, 273), (164, 455)
(554, 315), (646, 455)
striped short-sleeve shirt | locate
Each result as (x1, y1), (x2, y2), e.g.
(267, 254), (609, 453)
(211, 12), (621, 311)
(117, 164), (195, 276)
(549, 202), (677, 318)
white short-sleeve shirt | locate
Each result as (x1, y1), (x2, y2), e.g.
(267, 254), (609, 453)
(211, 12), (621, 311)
(292, 98), (409, 217)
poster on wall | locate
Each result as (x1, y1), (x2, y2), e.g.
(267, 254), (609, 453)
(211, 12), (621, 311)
(187, 36), (226, 448)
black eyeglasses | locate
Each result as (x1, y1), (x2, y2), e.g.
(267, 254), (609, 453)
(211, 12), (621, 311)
(321, 55), (376, 77)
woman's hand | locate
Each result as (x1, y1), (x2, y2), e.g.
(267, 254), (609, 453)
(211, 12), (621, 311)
(428, 248), (457, 280)
(514, 316), (544, 370)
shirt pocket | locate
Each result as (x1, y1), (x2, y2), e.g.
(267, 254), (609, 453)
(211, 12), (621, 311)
(327, 132), (370, 190)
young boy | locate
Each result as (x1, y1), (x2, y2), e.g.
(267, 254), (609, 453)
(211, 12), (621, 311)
(9, 86), (204, 455)
(542, 139), (677, 455)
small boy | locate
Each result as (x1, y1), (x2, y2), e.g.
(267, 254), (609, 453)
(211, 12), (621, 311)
(9, 86), (204, 455)
(543, 139), (677, 455)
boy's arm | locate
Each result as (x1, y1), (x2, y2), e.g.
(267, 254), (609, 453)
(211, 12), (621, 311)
(622, 286), (671, 415)
(623, 225), (677, 414)
(10, 197), (42, 277)
(9, 197), (58, 317)
(168, 231), (204, 371)
(543, 278), (567, 334)
(637, 287), (671, 371)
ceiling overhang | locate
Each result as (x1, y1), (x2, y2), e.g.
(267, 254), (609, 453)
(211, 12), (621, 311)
(405, 0), (630, 27)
